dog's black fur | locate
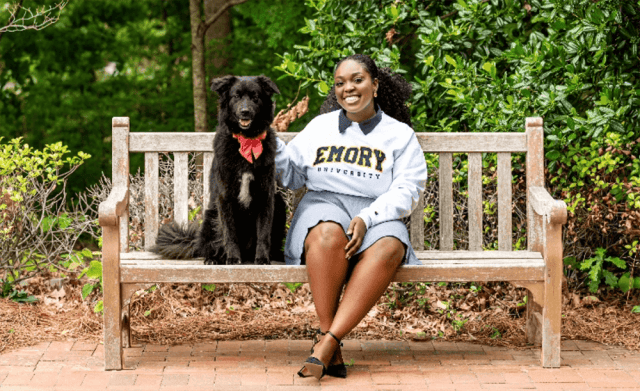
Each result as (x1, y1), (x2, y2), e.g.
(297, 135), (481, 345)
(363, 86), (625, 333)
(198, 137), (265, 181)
(151, 75), (286, 265)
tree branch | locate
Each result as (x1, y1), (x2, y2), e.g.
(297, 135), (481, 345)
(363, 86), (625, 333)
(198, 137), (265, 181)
(0, 0), (68, 43)
(202, 0), (249, 37)
(7, 0), (25, 26)
(0, 0), (24, 43)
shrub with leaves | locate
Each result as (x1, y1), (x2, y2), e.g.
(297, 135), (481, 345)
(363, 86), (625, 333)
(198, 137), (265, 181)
(579, 247), (626, 293)
(79, 259), (104, 313)
(0, 137), (97, 286)
(277, 0), (640, 290)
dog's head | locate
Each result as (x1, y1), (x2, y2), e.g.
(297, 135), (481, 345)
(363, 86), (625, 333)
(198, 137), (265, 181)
(211, 75), (280, 137)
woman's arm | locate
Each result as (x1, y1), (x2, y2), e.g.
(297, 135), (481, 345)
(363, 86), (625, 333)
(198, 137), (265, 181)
(275, 136), (308, 190)
(356, 132), (427, 229)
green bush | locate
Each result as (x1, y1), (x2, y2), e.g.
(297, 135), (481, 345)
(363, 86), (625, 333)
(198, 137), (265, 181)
(277, 0), (640, 290)
(0, 137), (97, 287)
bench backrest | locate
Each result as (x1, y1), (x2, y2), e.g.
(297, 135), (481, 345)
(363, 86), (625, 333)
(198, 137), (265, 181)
(110, 117), (544, 255)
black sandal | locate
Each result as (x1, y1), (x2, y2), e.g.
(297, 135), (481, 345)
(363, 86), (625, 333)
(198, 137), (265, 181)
(297, 330), (343, 380)
(327, 346), (347, 378)
(309, 329), (347, 379)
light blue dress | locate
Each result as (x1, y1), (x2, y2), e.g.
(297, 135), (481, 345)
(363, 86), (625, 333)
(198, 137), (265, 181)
(275, 108), (427, 267)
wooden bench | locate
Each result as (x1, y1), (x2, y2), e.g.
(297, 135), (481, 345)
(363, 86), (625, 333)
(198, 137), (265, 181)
(99, 116), (567, 370)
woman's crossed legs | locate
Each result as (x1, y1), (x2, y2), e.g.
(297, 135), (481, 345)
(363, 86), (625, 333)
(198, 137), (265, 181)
(300, 221), (404, 374)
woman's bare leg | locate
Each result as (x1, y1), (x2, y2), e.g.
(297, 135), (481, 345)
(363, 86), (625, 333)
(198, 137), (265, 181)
(304, 222), (350, 332)
(308, 236), (405, 366)
(298, 222), (349, 376)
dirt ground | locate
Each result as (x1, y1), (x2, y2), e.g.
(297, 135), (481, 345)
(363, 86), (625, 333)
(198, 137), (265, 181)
(2, 271), (639, 355)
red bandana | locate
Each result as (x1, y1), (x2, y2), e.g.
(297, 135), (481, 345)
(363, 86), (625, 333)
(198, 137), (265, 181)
(232, 131), (267, 163)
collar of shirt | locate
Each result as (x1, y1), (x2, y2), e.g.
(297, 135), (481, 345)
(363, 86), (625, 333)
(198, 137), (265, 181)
(338, 105), (383, 135)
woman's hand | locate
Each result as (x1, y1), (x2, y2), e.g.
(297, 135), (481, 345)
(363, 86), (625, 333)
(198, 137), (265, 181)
(345, 217), (367, 260)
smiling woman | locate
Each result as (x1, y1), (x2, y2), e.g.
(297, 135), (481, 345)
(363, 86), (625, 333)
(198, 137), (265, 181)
(274, 54), (427, 380)
(333, 59), (378, 122)
(319, 54), (413, 127)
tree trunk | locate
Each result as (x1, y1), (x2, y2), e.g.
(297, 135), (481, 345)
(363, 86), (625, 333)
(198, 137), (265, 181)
(205, 0), (231, 133)
(189, 0), (207, 134)
(190, 0), (249, 134)
(205, 0), (231, 75)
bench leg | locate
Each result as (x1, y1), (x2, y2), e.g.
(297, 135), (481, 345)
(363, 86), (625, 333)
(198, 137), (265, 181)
(103, 224), (123, 370)
(541, 221), (562, 368)
(120, 283), (153, 351)
(524, 286), (543, 347)
(122, 305), (131, 349)
(510, 281), (543, 346)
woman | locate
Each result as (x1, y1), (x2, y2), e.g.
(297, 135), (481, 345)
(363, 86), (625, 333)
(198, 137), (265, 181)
(275, 54), (427, 380)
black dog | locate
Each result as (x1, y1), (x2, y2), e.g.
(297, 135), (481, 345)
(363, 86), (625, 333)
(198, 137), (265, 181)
(151, 75), (286, 265)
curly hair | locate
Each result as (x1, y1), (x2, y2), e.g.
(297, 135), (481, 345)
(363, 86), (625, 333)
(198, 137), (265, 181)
(319, 54), (413, 127)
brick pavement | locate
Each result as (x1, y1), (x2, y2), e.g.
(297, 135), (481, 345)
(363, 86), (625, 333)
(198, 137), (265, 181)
(0, 339), (639, 390)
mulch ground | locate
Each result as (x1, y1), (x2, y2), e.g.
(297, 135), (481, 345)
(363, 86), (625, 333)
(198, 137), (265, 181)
(1, 272), (639, 354)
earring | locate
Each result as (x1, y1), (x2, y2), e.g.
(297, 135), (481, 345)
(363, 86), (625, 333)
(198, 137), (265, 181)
(374, 91), (378, 97)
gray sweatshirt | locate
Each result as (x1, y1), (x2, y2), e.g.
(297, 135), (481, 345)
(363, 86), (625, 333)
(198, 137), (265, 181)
(275, 109), (428, 230)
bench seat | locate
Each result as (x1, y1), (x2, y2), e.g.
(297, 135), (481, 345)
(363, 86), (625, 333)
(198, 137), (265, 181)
(119, 251), (544, 283)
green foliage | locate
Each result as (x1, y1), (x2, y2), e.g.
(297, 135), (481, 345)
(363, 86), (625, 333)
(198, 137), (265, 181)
(277, 0), (640, 291)
(282, 282), (303, 293)
(188, 206), (201, 223)
(59, 248), (95, 273)
(0, 137), (89, 205)
(616, 272), (640, 293)
(228, 1), (320, 132)
(579, 248), (626, 292)
(517, 295), (528, 308)
(79, 259), (103, 313)
(1, 1), (194, 193)
(0, 279), (37, 303)
(276, 0), (409, 94)
(1, 1), (315, 192)
(0, 137), (95, 288)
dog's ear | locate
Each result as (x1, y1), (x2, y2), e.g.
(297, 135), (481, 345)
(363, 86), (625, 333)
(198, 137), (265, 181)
(256, 75), (280, 96)
(210, 75), (237, 95)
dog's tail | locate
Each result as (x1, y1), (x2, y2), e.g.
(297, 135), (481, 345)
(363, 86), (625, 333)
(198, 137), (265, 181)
(149, 222), (201, 259)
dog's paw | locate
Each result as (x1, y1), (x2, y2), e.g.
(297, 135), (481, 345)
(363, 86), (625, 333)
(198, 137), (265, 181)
(254, 257), (270, 265)
(226, 257), (242, 265)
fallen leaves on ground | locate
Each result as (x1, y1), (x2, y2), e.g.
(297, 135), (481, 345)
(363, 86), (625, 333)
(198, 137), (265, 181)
(1, 273), (639, 354)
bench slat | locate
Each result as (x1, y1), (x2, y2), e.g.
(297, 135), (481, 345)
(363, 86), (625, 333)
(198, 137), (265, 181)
(395, 265), (544, 282)
(122, 250), (542, 261)
(410, 191), (425, 251)
(439, 153), (453, 250)
(121, 258), (541, 266)
(130, 133), (214, 152)
(203, 152), (213, 211)
(174, 153), (189, 226)
(120, 260), (544, 283)
(468, 153), (483, 251)
(415, 133), (527, 152)
(144, 153), (159, 251)
(129, 132), (296, 152)
(122, 259), (205, 265)
(129, 132), (527, 153)
(498, 152), (513, 251)
(415, 250), (540, 259)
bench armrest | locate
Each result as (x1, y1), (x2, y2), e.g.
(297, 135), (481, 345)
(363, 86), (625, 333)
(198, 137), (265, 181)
(99, 186), (129, 227)
(529, 186), (567, 225)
